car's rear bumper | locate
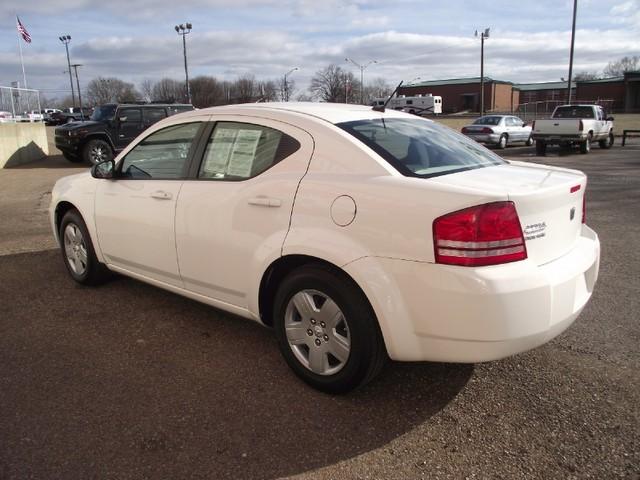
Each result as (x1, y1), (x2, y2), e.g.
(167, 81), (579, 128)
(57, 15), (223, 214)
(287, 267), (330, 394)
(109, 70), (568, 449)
(466, 133), (501, 145)
(532, 133), (588, 144)
(344, 225), (600, 363)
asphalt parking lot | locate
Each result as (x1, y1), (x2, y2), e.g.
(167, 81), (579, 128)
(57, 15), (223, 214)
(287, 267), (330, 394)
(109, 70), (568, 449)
(0, 143), (639, 479)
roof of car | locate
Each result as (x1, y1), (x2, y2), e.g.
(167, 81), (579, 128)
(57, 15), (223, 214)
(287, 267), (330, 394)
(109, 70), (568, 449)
(180, 102), (412, 125)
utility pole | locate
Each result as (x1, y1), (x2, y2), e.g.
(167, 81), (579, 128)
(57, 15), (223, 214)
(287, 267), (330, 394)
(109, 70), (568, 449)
(567, 0), (578, 103)
(71, 64), (83, 119)
(59, 35), (75, 108)
(345, 57), (377, 105)
(283, 67), (298, 101)
(475, 28), (490, 115)
(174, 23), (193, 104)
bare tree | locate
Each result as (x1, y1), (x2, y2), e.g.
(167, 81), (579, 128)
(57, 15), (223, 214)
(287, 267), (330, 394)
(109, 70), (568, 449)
(309, 64), (359, 103)
(573, 71), (602, 81)
(603, 56), (639, 77)
(190, 76), (225, 108)
(257, 80), (279, 102)
(363, 77), (393, 104)
(233, 75), (258, 103)
(139, 79), (154, 102)
(86, 77), (140, 105)
(151, 78), (186, 103)
(280, 76), (296, 101)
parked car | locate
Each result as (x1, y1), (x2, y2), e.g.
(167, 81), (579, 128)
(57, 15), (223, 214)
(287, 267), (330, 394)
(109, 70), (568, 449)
(461, 115), (533, 149)
(532, 104), (614, 155)
(54, 103), (194, 163)
(0, 111), (14, 123)
(42, 108), (62, 125)
(49, 107), (94, 126)
(50, 103), (600, 393)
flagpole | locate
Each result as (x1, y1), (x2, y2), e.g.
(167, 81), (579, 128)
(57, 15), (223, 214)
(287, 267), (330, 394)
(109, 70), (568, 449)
(16, 21), (28, 89)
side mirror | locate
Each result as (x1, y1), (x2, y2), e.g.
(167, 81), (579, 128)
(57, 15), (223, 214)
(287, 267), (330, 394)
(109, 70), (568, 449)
(606, 116), (615, 122)
(91, 159), (116, 179)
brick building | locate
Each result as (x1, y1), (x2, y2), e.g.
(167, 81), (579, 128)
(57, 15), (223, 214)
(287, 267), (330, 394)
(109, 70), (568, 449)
(398, 77), (519, 114)
(576, 72), (640, 112)
(515, 81), (575, 104)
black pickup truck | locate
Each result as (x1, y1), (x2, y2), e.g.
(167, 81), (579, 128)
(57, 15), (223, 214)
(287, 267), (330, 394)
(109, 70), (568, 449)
(55, 103), (194, 164)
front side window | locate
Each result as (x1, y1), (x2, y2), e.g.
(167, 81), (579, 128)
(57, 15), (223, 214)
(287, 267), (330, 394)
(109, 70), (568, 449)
(119, 108), (141, 123)
(338, 118), (505, 178)
(120, 122), (201, 179)
(198, 122), (300, 180)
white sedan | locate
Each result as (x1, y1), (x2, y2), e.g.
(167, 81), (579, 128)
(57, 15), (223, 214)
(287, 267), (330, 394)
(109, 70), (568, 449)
(50, 103), (600, 393)
(462, 115), (533, 149)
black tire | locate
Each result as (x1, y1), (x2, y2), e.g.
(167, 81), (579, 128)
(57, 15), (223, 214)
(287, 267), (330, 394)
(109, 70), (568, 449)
(62, 151), (83, 163)
(580, 133), (592, 154)
(599, 132), (614, 149)
(497, 134), (507, 149)
(273, 264), (387, 393)
(525, 136), (534, 147)
(535, 140), (547, 156)
(59, 209), (111, 285)
(83, 139), (114, 165)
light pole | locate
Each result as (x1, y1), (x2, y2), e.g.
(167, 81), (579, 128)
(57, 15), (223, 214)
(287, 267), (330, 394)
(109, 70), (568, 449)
(283, 67), (298, 102)
(71, 64), (83, 119)
(345, 57), (377, 105)
(174, 23), (192, 104)
(567, 0), (578, 103)
(59, 35), (75, 108)
(475, 28), (490, 115)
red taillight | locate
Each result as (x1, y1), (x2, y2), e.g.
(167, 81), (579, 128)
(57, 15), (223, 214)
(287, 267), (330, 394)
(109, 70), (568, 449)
(481, 127), (494, 134)
(579, 120), (584, 131)
(582, 193), (586, 224)
(433, 201), (527, 267)
(461, 127), (469, 134)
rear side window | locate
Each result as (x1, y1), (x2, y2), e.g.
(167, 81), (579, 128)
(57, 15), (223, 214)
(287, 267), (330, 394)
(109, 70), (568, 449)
(338, 118), (504, 178)
(552, 106), (595, 118)
(120, 122), (201, 179)
(119, 108), (141, 123)
(198, 122), (300, 180)
(143, 107), (167, 124)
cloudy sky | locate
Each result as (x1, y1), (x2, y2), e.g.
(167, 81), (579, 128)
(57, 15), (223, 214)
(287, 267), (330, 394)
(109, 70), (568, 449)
(1, 0), (639, 100)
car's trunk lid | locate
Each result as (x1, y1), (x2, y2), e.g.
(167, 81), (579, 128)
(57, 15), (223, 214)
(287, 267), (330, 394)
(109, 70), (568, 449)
(429, 161), (586, 266)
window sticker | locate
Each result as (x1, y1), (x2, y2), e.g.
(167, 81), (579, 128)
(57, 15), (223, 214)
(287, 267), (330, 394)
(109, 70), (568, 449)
(203, 128), (237, 176)
(226, 129), (261, 177)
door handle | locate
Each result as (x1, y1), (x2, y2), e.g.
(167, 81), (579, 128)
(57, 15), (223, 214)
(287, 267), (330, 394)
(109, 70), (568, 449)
(150, 190), (172, 200)
(248, 196), (281, 207)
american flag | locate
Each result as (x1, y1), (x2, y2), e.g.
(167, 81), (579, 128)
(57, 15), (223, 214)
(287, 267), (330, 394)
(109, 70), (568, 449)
(16, 17), (32, 44)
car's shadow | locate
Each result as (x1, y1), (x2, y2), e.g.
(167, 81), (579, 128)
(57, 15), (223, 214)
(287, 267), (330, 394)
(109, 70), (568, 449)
(5, 154), (89, 169)
(0, 250), (472, 480)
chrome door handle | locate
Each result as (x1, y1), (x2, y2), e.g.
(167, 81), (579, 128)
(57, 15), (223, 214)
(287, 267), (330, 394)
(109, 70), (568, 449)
(150, 190), (172, 200)
(248, 196), (281, 207)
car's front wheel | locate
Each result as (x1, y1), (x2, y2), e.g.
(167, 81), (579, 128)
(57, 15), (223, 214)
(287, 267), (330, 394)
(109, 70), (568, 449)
(273, 265), (387, 393)
(525, 136), (534, 146)
(599, 132), (614, 149)
(59, 209), (111, 285)
(83, 139), (113, 165)
(497, 134), (507, 149)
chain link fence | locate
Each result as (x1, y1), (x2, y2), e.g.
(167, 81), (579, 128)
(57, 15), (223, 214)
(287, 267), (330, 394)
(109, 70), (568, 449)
(0, 86), (42, 121)
(515, 99), (615, 122)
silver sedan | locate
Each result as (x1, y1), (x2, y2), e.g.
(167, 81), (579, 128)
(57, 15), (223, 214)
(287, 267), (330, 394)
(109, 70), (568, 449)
(461, 115), (533, 149)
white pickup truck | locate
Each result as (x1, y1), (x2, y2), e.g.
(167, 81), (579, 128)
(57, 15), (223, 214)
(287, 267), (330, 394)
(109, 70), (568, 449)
(531, 104), (614, 155)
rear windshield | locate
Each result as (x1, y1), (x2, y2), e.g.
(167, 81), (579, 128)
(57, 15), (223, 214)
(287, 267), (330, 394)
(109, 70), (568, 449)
(473, 116), (502, 125)
(552, 106), (594, 118)
(338, 118), (505, 178)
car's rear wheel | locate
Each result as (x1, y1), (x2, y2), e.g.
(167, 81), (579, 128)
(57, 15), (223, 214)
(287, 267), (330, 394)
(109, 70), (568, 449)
(535, 140), (547, 156)
(580, 133), (592, 154)
(497, 134), (507, 149)
(273, 265), (387, 393)
(83, 139), (113, 165)
(59, 209), (111, 285)
(599, 132), (614, 149)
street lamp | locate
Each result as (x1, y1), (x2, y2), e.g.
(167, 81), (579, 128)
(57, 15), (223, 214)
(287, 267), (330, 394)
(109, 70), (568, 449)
(475, 28), (490, 115)
(345, 57), (377, 105)
(174, 23), (192, 104)
(283, 67), (298, 102)
(567, 0), (578, 103)
(59, 35), (75, 108)
(71, 64), (84, 119)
